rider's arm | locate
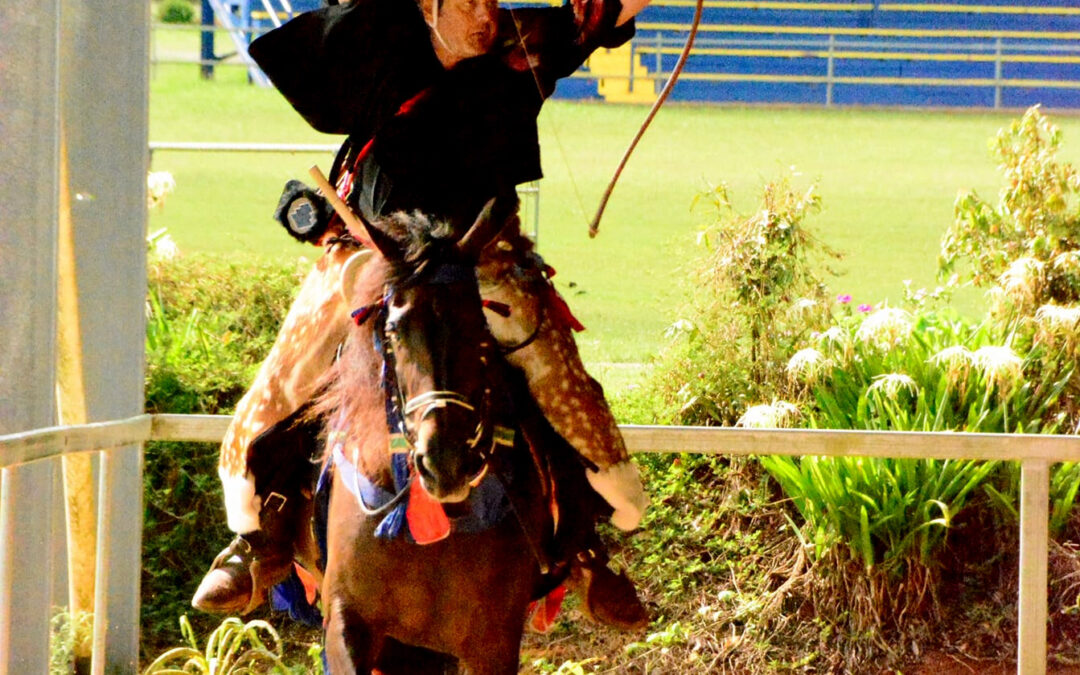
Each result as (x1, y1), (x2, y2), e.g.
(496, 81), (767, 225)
(616, 0), (652, 26)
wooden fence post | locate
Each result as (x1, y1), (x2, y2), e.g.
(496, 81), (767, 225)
(1018, 458), (1050, 675)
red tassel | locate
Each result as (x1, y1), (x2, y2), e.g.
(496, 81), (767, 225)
(351, 301), (382, 326)
(547, 287), (585, 332)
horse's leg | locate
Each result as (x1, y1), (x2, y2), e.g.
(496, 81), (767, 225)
(457, 623), (525, 675)
(375, 639), (458, 675)
(324, 598), (381, 675)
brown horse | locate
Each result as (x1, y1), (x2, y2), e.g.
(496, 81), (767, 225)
(319, 201), (572, 674)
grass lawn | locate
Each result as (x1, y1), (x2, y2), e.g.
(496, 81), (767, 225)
(148, 59), (1080, 366)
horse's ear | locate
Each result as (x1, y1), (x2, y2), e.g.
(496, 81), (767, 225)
(357, 218), (404, 262)
(456, 193), (515, 261)
(338, 248), (374, 305)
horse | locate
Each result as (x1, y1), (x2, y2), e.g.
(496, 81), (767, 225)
(318, 199), (578, 674)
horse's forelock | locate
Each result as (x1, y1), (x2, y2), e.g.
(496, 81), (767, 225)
(379, 211), (458, 284)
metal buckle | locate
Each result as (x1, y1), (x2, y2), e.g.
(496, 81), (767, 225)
(263, 492), (288, 512)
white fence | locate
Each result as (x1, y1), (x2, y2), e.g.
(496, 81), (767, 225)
(2, 414), (1077, 674)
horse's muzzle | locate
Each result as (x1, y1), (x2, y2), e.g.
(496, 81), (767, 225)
(413, 419), (485, 504)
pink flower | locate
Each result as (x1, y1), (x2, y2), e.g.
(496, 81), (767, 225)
(858, 304), (873, 313)
(837, 294), (852, 304)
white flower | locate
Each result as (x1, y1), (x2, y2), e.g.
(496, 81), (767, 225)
(929, 345), (974, 385)
(1035, 304), (1080, 334)
(1052, 250), (1080, 277)
(663, 319), (698, 340)
(971, 346), (1024, 390)
(153, 233), (180, 260)
(817, 326), (846, 346)
(786, 348), (831, 384)
(736, 400), (800, 429)
(867, 373), (918, 399)
(147, 171), (176, 209)
(855, 307), (913, 351)
(997, 257), (1044, 304)
(929, 345), (974, 368)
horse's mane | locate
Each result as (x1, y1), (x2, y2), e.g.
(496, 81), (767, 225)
(310, 211), (463, 481)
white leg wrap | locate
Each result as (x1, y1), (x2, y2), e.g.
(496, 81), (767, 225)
(220, 467), (262, 535)
(586, 461), (649, 531)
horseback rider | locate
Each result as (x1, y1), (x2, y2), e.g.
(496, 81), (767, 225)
(193, 0), (652, 627)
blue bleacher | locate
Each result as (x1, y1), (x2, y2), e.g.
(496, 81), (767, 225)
(561, 0), (1080, 109)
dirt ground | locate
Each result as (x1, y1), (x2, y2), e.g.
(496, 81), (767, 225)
(908, 651), (1080, 675)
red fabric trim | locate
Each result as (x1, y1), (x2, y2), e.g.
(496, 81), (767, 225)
(406, 475), (451, 544)
(527, 584), (566, 633)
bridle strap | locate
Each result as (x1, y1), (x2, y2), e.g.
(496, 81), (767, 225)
(404, 391), (476, 415)
(498, 301), (545, 356)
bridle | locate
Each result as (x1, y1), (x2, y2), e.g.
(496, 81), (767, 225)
(351, 259), (499, 487)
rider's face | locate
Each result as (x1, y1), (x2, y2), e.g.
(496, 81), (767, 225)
(427, 0), (498, 67)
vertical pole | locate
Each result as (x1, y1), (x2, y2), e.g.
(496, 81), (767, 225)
(201, 0), (215, 79)
(994, 37), (1003, 110)
(0, 0), (61, 671)
(826, 34), (835, 107)
(1018, 458), (1049, 675)
(655, 31), (662, 77)
(89, 451), (115, 675)
(59, 0), (149, 670)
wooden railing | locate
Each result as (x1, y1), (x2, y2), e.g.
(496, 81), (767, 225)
(2, 414), (1077, 673)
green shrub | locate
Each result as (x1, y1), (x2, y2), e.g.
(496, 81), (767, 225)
(649, 175), (839, 426)
(141, 255), (303, 656)
(158, 0), (195, 24)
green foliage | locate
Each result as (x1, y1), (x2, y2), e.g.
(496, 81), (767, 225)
(159, 0), (195, 24)
(650, 175), (838, 425)
(141, 615), (300, 674)
(50, 608), (93, 675)
(795, 309), (1071, 434)
(762, 454), (996, 574)
(142, 256), (300, 656)
(145, 255), (305, 415)
(761, 301), (1074, 623)
(942, 105), (1080, 305)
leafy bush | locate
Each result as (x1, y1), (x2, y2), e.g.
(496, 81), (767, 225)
(142, 255), (303, 657)
(649, 175), (838, 426)
(942, 105), (1080, 308)
(158, 0), (195, 24)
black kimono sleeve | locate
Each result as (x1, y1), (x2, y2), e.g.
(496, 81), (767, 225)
(248, 0), (442, 138)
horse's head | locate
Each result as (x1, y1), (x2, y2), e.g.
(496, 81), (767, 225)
(346, 198), (510, 503)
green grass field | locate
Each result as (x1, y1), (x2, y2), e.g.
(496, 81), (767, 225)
(148, 57), (1080, 367)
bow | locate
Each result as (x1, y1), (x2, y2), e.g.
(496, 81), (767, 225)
(587, 0), (704, 238)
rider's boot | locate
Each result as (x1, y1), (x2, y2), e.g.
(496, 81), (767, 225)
(192, 492), (301, 615)
(568, 544), (649, 630)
